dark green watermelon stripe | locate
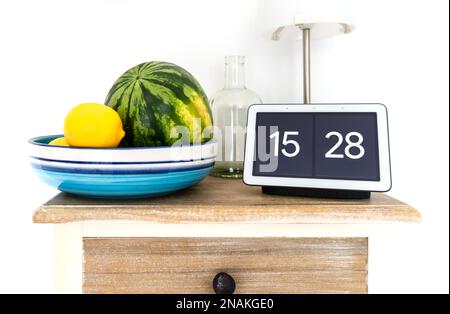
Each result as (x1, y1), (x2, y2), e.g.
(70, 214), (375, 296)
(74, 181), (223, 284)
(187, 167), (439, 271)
(143, 62), (164, 71)
(140, 61), (177, 74)
(142, 73), (200, 99)
(135, 62), (151, 74)
(106, 80), (134, 101)
(139, 79), (187, 128)
(142, 62), (175, 72)
(139, 77), (191, 104)
(140, 86), (175, 146)
(139, 76), (211, 132)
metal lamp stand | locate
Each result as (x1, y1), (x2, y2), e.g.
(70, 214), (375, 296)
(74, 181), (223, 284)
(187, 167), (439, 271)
(301, 26), (312, 104)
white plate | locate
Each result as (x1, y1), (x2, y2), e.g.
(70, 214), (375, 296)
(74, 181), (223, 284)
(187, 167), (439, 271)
(29, 135), (218, 163)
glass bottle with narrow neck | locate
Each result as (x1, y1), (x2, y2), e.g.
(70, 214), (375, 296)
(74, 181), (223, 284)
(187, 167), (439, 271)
(210, 56), (262, 178)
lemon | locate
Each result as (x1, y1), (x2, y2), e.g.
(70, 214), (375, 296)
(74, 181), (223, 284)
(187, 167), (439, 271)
(49, 137), (70, 146)
(64, 103), (125, 148)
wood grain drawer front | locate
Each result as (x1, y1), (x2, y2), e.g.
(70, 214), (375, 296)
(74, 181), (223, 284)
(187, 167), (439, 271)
(83, 237), (368, 294)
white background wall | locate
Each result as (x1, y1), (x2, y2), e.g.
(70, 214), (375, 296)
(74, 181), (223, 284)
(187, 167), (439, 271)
(0, 0), (448, 293)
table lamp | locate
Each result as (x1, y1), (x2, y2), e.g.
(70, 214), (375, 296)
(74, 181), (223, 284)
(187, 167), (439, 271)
(259, 0), (355, 103)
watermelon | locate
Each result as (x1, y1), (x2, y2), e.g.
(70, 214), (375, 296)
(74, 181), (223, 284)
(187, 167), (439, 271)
(105, 61), (213, 147)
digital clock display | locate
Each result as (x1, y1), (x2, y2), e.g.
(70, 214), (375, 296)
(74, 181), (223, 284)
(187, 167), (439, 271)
(252, 112), (380, 181)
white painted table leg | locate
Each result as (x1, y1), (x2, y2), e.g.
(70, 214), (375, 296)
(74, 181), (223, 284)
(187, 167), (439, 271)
(54, 223), (83, 294)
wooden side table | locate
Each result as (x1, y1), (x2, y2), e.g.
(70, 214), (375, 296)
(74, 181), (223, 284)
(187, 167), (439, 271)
(33, 177), (420, 294)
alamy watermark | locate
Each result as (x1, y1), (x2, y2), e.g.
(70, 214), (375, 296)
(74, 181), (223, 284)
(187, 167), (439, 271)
(169, 118), (279, 173)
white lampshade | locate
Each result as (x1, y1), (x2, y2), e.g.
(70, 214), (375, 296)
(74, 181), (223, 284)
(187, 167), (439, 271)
(257, 0), (355, 40)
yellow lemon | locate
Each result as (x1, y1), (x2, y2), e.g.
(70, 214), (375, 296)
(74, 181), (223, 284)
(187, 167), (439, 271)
(64, 103), (125, 148)
(49, 137), (70, 146)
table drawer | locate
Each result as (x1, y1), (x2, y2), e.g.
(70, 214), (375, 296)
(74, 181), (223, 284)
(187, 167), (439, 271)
(83, 237), (368, 294)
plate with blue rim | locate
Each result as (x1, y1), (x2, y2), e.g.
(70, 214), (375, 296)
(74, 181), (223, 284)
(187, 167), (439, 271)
(29, 135), (217, 199)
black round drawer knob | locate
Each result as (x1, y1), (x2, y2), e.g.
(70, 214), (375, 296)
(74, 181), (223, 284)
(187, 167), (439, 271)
(212, 272), (236, 294)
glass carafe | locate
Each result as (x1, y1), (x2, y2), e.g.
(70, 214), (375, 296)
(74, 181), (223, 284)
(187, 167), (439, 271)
(210, 56), (262, 178)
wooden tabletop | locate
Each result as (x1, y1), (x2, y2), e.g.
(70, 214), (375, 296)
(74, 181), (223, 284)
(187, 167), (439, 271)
(33, 176), (420, 224)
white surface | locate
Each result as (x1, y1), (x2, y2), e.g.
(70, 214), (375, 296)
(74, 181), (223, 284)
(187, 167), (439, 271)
(0, 0), (448, 294)
(243, 104), (391, 191)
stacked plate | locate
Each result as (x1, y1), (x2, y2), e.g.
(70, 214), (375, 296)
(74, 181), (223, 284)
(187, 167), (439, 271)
(29, 135), (217, 198)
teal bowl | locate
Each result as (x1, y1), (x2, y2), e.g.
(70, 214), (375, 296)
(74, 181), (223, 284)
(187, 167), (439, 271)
(29, 135), (216, 199)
